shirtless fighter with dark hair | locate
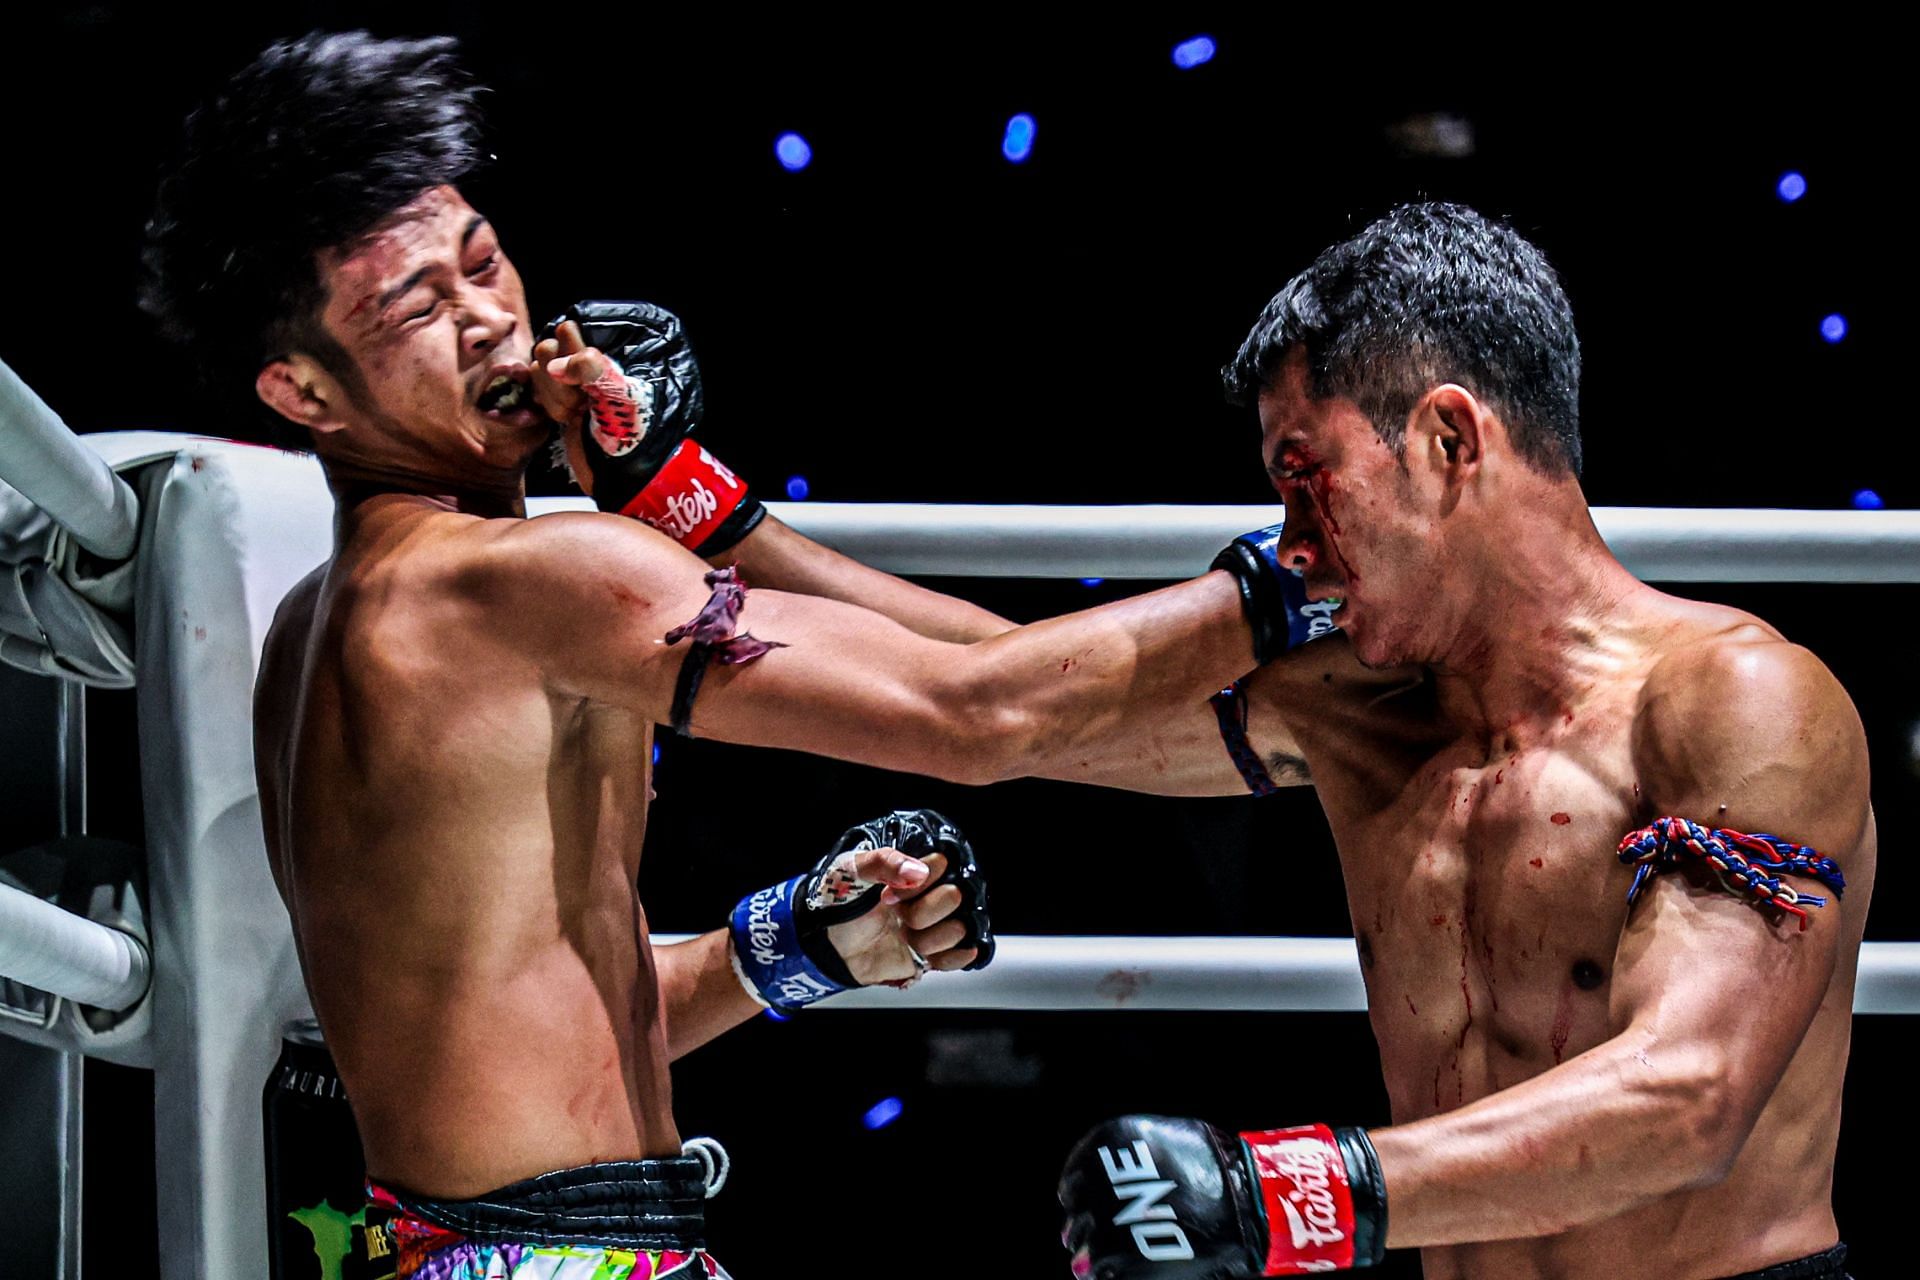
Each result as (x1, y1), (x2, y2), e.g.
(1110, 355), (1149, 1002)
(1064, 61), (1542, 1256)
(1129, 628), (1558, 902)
(139, 31), (1333, 1280)
(1042, 204), (1873, 1279)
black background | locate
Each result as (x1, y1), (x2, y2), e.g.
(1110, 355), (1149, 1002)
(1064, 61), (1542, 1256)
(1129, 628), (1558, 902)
(1, 6), (1913, 1276)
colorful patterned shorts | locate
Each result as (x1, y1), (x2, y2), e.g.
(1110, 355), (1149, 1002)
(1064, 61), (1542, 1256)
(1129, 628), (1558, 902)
(365, 1152), (731, 1280)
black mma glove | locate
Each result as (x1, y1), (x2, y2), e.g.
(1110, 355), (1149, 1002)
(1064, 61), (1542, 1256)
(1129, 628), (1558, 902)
(1059, 1115), (1386, 1277)
(542, 299), (765, 556)
(727, 808), (994, 1012)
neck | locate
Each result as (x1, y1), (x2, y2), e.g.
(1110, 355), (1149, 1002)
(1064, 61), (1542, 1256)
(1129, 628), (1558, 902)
(1429, 497), (1650, 743)
(325, 456), (528, 535)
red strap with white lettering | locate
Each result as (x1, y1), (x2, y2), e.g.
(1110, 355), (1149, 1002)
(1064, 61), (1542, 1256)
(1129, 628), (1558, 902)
(617, 437), (750, 549)
(1240, 1124), (1358, 1275)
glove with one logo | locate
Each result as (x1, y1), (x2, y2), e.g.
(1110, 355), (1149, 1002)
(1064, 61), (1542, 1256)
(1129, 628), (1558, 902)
(1058, 1114), (1387, 1277)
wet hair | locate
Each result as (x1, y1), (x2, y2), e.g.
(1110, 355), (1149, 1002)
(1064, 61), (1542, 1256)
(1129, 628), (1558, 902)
(1224, 202), (1582, 478)
(139, 31), (486, 447)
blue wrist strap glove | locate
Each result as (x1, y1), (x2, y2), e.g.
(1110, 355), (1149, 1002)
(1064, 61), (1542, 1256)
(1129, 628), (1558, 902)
(728, 809), (992, 1012)
(1210, 522), (1342, 666)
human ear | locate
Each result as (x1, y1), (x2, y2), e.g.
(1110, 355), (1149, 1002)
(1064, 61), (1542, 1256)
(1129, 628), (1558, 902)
(255, 355), (350, 438)
(1422, 384), (1484, 478)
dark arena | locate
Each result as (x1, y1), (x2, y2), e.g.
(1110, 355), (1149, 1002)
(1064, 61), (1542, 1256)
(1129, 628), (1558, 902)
(1, 11), (1910, 1280)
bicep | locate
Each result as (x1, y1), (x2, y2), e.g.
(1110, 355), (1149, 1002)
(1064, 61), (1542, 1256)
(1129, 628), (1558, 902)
(1611, 638), (1870, 1120)
(681, 586), (1002, 780)
(1607, 864), (1842, 1112)
(495, 513), (992, 779)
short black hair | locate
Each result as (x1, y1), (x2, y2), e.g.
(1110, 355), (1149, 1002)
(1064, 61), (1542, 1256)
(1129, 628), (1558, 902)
(139, 31), (486, 447)
(1224, 203), (1582, 478)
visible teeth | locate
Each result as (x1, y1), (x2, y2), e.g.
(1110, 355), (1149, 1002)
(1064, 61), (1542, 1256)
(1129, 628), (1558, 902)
(480, 375), (527, 412)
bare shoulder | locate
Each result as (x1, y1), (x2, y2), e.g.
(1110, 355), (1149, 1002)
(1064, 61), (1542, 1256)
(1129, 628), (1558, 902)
(1632, 614), (1869, 853)
(442, 510), (698, 601)
(1244, 633), (1432, 737)
(257, 563), (326, 703)
(424, 510), (730, 708)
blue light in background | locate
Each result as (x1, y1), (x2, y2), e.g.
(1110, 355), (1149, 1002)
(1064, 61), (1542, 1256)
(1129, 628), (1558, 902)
(775, 133), (812, 172)
(1172, 35), (1216, 69)
(785, 475), (811, 501)
(1079, 577), (1105, 588)
(863, 1097), (905, 1130)
(1777, 171), (1807, 202)
(1820, 314), (1848, 344)
(762, 1007), (790, 1022)
(652, 743), (661, 765)
(1003, 113), (1036, 163)
(1853, 489), (1885, 510)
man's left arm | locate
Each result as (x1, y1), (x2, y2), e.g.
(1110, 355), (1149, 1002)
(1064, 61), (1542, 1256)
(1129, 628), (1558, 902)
(534, 304), (1014, 643)
(1058, 636), (1871, 1274)
(1372, 637), (1871, 1245)
(652, 812), (993, 1061)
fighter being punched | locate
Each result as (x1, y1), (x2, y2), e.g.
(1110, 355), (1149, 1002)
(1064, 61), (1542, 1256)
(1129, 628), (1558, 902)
(140, 31), (1323, 1280)
(1044, 206), (1873, 1280)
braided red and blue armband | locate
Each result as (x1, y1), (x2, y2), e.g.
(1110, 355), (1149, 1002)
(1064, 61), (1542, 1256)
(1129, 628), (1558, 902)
(1617, 816), (1846, 930)
(1210, 680), (1282, 797)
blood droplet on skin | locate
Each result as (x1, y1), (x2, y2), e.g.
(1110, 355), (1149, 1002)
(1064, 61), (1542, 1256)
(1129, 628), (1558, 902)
(1530, 857), (1544, 868)
(1494, 770), (1504, 784)
(1551, 812), (1572, 826)
(1549, 985), (1575, 1065)
(1406, 994), (1418, 1015)
(1431, 914), (1448, 927)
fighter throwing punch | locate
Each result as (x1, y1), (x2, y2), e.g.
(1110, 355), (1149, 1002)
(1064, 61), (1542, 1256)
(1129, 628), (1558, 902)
(1048, 205), (1873, 1279)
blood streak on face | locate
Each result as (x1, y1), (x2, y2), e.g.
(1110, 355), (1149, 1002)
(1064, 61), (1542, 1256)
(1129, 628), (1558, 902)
(1278, 446), (1361, 586)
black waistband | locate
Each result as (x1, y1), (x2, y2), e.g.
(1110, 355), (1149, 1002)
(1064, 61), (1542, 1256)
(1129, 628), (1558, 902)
(375, 1156), (709, 1251)
(1718, 1243), (1848, 1280)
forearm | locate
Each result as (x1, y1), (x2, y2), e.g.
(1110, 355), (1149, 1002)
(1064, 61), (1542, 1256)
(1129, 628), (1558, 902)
(1371, 1029), (1733, 1246)
(958, 570), (1253, 783)
(717, 514), (1014, 642)
(652, 929), (762, 1061)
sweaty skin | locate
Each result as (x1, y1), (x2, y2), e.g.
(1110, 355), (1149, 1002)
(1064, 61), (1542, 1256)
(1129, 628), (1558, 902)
(251, 187), (1255, 1199)
(986, 349), (1875, 1279)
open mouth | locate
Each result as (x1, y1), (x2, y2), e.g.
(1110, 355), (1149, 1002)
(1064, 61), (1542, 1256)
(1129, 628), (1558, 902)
(477, 372), (531, 415)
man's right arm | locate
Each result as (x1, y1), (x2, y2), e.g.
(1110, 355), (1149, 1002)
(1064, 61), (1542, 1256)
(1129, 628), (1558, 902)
(476, 511), (1257, 786)
(712, 512), (1016, 643)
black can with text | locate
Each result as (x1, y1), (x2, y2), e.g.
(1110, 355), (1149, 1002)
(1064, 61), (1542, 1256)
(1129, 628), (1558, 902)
(263, 1018), (396, 1280)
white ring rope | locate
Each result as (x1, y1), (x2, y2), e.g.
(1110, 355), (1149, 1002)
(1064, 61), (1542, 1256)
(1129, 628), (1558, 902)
(527, 498), (1920, 583)
(0, 359), (141, 561)
(0, 878), (150, 1012)
(658, 935), (1920, 1015)
(2, 437), (1917, 1027)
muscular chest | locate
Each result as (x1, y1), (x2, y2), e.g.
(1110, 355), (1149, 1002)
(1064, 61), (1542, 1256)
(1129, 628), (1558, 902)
(1332, 732), (1647, 1117)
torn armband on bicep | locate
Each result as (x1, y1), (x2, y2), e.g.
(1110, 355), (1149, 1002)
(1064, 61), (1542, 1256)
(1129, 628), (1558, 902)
(1617, 817), (1847, 930)
(663, 566), (786, 737)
